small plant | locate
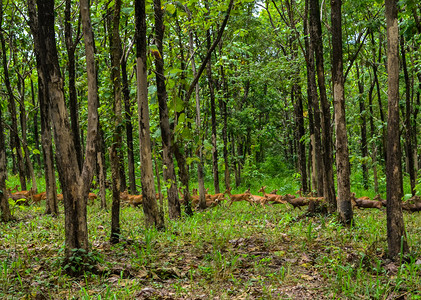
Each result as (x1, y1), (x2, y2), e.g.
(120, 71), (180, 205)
(57, 247), (102, 276)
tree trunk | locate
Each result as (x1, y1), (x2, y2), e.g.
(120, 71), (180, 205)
(400, 36), (415, 195)
(385, 0), (409, 260)
(36, 0), (91, 264)
(304, 0), (323, 196)
(0, 6), (12, 221)
(368, 76), (379, 194)
(356, 63), (369, 190)
(30, 79), (42, 170)
(173, 144), (193, 215)
(17, 75), (38, 193)
(371, 32), (387, 162)
(65, 0), (83, 171)
(109, 0), (123, 244)
(331, 0), (353, 225)
(153, 0), (181, 219)
(135, 0), (164, 229)
(206, 31), (220, 194)
(97, 152), (107, 209)
(309, 0), (335, 210)
(220, 65), (230, 190)
(121, 53), (137, 194)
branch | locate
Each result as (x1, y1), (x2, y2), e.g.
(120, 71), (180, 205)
(184, 0), (234, 103)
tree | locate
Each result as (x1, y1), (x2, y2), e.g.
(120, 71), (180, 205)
(309, 0), (336, 211)
(331, 0), (353, 224)
(135, 0), (164, 229)
(27, 0), (59, 216)
(35, 0), (99, 268)
(153, 0), (181, 219)
(109, 0), (123, 244)
(385, 0), (408, 260)
(64, 0), (83, 171)
(0, 0), (12, 221)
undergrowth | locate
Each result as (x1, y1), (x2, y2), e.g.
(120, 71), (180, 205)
(0, 187), (420, 299)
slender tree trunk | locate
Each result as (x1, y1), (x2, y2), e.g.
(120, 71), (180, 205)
(153, 148), (164, 218)
(17, 76), (38, 193)
(206, 31), (220, 194)
(97, 152), (106, 208)
(30, 79), (42, 170)
(368, 76), (379, 194)
(135, 0), (164, 229)
(122, 53), (137, 194)
(109, 0), (123, 244)
(371, 32), (387, 162)
(173, 144), (193, 215)
(0, 4), (12, 221)
(356, 63), (369, 189)
(65, 0), (83, 171)
(304, 0), (323, 196)
(220, 65), (230, 190)
(331, 0), (352, 225)
(400, 36), (415, 195)
(385, 0), (409, 260)
(153, 0), (181, 219)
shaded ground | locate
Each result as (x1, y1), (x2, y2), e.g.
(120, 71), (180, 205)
(1, 202), (420, 299)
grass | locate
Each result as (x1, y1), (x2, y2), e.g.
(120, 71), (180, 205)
(1, 188), (421, 299)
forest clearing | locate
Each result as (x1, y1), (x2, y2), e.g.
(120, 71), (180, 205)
(1, 0), (421, 299)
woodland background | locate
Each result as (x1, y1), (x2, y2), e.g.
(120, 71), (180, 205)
(0, 0), (421, 298)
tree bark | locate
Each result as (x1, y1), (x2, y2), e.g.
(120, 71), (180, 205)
(385, 0), (409, 260)
(0, 2), (12, 222)
(135, 0), (164, 229)
(309, 0), (336, 210)
(17, 75), (38, 193)
(36, 0), (91, 263)
(368, 74), (379, 194)
(30, 79), (42, 170)
(356, 63), (369, 190)
(122, 50), (137, 194)
(153, 0), (181, 219)
(206, 30), (220, 194)
(305, 0), (323, 196)
(65, 0), (83, 171)
(109, 0), (123, 244)
(331, 0), (353, 225)
(400, 36), (415, 195)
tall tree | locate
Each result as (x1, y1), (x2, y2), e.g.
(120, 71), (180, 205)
(36, 0), (99, 266)
(331, 0), (353, 224)
(0, 1), (12, 221)
(385, 0), (408, 259)
(309, 0), (336, 210)
(356, 63), (369, 190)
(64, 0), (83, 171)
(121, 43), (137, 194)
(135, 0), (164, 229)
(27, 0), (59, 216)
(109, 0), (123, 244)
(206, 28), (220, 195)
(153, 0), (181, 219)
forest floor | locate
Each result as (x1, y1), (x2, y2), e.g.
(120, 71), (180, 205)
(1, 196), (421, 299)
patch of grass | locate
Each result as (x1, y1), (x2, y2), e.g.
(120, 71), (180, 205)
(1, 187), (421, 299)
